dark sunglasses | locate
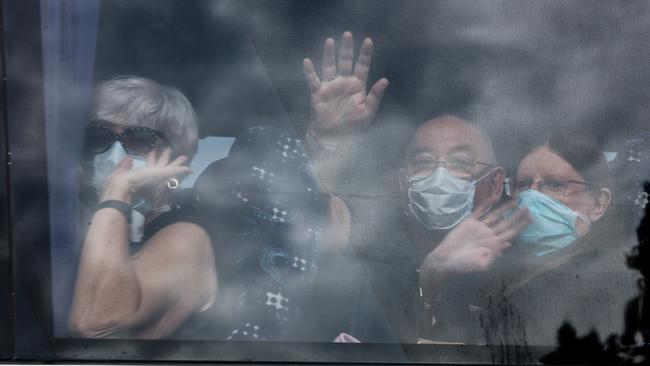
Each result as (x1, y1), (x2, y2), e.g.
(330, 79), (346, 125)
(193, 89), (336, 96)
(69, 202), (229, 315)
(86, 121), (171, 156)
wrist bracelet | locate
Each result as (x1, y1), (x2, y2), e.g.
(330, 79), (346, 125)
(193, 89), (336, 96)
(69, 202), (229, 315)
(97, 200), (132, 223)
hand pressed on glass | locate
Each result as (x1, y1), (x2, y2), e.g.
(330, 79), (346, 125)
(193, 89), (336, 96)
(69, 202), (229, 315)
(303, 31), (389, 145)
(418, 201), (530, 310)
(421, 201), (530, 274)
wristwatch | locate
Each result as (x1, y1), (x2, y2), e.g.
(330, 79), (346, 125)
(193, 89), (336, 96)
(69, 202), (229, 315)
(96, 200), (132, 223)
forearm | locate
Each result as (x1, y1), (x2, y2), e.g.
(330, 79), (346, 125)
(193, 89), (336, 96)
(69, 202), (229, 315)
(70, 181), (141, 336)
(304, 129), (353, 193)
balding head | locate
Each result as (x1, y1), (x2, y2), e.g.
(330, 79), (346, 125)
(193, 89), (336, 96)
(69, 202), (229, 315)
(406, 115), (496, 166)
(400, 115), (505, 221)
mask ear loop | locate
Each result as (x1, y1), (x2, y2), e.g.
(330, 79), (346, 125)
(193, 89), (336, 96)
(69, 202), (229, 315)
(474, 167), (497, 220)
(575, 211), (592, 228)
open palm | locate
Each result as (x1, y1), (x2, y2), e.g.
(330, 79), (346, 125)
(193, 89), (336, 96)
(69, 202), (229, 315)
(303, 32), (389, 141)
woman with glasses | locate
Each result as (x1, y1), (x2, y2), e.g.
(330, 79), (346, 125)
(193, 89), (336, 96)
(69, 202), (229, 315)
(512, 134), (612, 254)
(492, 131), (637, 345)
(69, 76), (217, 338)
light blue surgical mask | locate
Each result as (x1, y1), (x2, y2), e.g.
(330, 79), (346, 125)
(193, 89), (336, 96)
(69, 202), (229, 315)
(407, 167), (492, 230)
(516, 189), (591, 256)
(91, 142), (147, 194)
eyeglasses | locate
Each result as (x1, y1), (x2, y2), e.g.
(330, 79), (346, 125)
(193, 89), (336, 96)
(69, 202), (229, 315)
(513, 178), (598, 197)
(86, 121), (171, 156)
(409, 155), (493, 180)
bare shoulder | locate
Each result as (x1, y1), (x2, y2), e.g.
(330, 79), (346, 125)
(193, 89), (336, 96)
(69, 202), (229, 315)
(133, 221), (214, 270)
(147, 221), (212, 251)
(133, 220), (217, 312)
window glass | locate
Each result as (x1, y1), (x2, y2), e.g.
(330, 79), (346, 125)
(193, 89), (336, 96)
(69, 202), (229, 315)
(7, 0), (650, 363)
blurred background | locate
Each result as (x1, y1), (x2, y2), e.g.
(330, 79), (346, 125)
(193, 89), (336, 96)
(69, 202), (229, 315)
(93, 0), (650, 174)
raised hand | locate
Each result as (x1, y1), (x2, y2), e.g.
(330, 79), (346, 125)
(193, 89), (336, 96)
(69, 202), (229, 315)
(100, 148), (191, 203)
(418, 201), (530, 308)
(303, 31), (389, 144)
(421, 201), (531, 275)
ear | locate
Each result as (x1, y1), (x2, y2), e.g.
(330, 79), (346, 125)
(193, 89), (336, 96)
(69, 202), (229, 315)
(487, 167), (506, 203)
(588, 187), (612, 222)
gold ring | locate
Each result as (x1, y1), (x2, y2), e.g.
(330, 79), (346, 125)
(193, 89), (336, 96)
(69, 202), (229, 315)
(166, 178), (180, 190)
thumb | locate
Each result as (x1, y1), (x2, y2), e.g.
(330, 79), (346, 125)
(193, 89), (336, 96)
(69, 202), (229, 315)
(366, 78), (389, 116)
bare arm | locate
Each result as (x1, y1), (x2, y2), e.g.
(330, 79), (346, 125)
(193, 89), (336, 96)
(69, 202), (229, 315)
(69, 150), (217, 338)
(322, 194), (352, 253)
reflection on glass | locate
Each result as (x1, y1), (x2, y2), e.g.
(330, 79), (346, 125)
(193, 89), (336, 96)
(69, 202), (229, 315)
(27, 0), (650, 363)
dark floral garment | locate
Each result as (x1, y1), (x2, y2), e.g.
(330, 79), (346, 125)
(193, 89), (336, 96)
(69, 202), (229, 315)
(195, 126), (328, 341)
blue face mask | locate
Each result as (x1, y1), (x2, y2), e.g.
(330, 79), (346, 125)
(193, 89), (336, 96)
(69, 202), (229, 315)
(516, 189), (591, 256)
(407, 167), (491, 230)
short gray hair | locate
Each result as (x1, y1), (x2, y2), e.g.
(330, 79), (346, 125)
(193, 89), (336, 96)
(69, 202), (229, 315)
(92, 76), (199, 160)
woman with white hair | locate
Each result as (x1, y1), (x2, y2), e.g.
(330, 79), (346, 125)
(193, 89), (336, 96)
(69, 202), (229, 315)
(69, 76), (217, 338)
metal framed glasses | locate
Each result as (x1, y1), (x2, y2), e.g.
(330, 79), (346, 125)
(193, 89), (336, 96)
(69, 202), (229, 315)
(409, 155), (494, 181)
(513, 178), (599, 197)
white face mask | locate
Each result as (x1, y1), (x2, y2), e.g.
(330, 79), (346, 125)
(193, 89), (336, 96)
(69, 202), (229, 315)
(407, 167), (492, 230)
(91, 142), (149, 243)
(91, 142), (146, 194)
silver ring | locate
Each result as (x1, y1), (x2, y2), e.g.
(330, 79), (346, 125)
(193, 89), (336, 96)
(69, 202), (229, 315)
(166, 178), (180, 190)
(482, 218), (491, 227)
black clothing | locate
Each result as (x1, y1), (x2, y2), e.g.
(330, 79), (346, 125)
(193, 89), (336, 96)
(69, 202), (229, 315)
(124, 199), (219, 340)
(191, 126), (329, 342)
(312, 195), (433, 343)
(428, 226), (638, 346)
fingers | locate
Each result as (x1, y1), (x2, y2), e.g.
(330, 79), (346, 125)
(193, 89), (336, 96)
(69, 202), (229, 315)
(365, 78), (389, 116)
(147, 151), (157, 166)
(321, 38), (336, 81)
(471, 200), (493, 220)
(337, 31), (354, 76)
(496, 208), (531, 242)
(136, 165), (190, 186)
(169, 155), (188, 167)
(156, 148), (172, 166)
(166, 165), (192, 178)
(353, 38), (373, 85)
(481, 200), (517, 225)
(303, 59), (321, 93)
(115, 156), (133, 173)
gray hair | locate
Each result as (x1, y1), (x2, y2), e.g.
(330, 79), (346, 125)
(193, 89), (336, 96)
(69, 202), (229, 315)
(92, 76), (199, 160)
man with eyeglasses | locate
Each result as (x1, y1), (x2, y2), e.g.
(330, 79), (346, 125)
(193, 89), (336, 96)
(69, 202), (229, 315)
(302, 32), (530, 343)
